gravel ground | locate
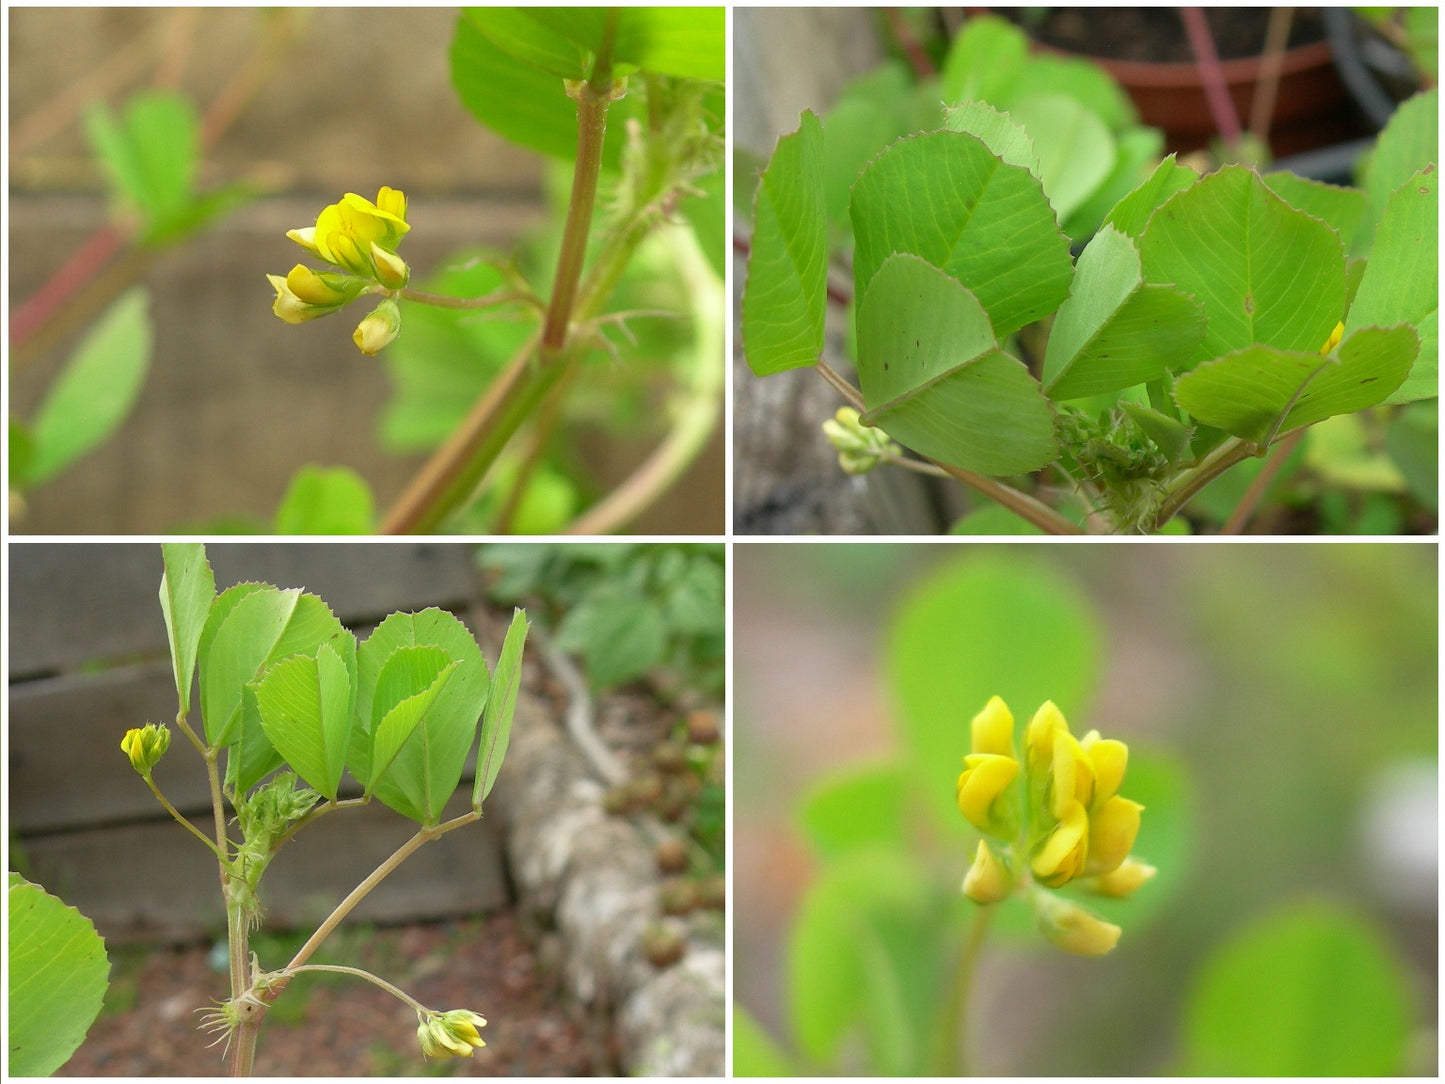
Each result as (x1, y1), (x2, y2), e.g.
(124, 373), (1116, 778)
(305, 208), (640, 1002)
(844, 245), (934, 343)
(59, 909), (612, 1075)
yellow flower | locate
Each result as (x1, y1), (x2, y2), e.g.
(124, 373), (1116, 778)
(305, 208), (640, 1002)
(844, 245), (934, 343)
(956, 753), (1018, 838)
(417, 1009), (487, 1059)
(1084, 795), (1144, 876)
(121, 723), (170, 775)
(971, 695), (1015, 758)
(353, 298), (402, 356)
(287, 186), (411, 285)
(1320, 319), (1345, 355)
(1033, 888), (1122, 956)
(962, 839), (1012, 904)
(267, 265), (365, 324)
(1084, 856), (1157, 898)
(1031, 797), (1089, 888)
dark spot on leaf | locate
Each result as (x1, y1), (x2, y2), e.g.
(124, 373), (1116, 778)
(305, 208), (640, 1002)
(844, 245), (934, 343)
(883, 362), (890, 371)
(1243, 293), (1255, 315)
(915, 339), (920, 348)
(1360, 376), (1377, 384)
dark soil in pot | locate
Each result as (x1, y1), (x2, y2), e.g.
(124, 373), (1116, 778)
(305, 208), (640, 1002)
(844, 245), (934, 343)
(1004, 7), (1327, 64)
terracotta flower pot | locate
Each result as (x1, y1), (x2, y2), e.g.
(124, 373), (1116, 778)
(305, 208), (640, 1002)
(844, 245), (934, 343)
(1094, 39), (1355, 156)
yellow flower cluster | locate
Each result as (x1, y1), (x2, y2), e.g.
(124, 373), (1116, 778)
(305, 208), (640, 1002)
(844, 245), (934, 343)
(956, 696), (1154, 954)
(120, 722), (171, 776)
(416, 1008), (487, 1058)
(267, 187), (411, 353)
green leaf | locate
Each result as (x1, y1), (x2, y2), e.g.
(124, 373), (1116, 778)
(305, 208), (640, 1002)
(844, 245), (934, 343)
(353, 609), (490, 824)
(160, 543), (216, 718)
(1104, 154), (1198, 240)
(1360, 88), (1437, 251)
(1386, 400), (1437, 509)
(1347, 166), (1437, 404)
(83, 90), (197, 227)
(8, 417), (35, 488)
(1173, 325), (1419, 443)
(855, 253), (1057, 475)
(1182, 900), (1412, 1075)
(1008, 93), (1116, 222)
(732, 1003), (798, 1077)
(273, 465), (376, 534)
(251, 640), (357, 802)
(796, 761), (909, 860)
(939, 15), (1027, 105)
(850, 129), (1074, 338)
(368, 647), (462, 820)
(742, 111), (828, 375)
(450, 11), (640, 165)
(555, 582), (668, 687)
(1263, 171), (1369, 252)
(788, 850), (956, 1075)
(1044, 226), (1207, 398)
(887, 552), (1102, 836)
(1140, 165), (1346, 366)
(474, 608), (529, 809)
(942, 99), (1040, 174)
(1010, 53), (1138, 129)
(1064, 125), (1165, 240)
(822, 63), (927, 226)
(476, 8), (724, 81)
(198, 585), (351, 751)
(26, 287), (151, 486)
(8, 876), (110, 1077)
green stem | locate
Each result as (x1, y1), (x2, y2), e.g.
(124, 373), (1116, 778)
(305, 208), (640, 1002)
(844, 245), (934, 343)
(933, 902), (998, 1076)
(286, 964), (429, 1013)
(1153, 436), (1259, 529)
(283, 811), (479, 975)
(142, 775), (224, 857)
(396, 286), (539, 312)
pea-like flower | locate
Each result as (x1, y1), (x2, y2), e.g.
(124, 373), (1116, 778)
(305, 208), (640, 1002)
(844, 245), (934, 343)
(353, 298), (402, 356)
(956, 697), (1150, 955)
(121, 722), (171, 775)
(268, 265), (367, 324)
(287, 186), (411, 286)
(417, 1008), (487, 1059)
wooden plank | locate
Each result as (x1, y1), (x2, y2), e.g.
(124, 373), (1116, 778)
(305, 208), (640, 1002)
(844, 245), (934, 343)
(22, 791), (508, 945)
(9, 543), (478, 676)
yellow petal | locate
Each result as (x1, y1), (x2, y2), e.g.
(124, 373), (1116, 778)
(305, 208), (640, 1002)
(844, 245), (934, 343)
(1033, 889), (1121, 956)
(971, 696), (1015, 758)
(1050, 730), (1094, 819)
(1087, 856), (1156, 898)
(1031, 798), (1088, 888)
(1084, 795), (1143, 876)
(1025, 700), (1068, 775)
(1082, 734), (1128, 809)
(955, 753), (1018, 836)
(962, 838), (1012, 904)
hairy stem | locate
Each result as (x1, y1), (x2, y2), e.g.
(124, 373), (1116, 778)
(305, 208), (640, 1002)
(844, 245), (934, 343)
(1153, 436), (1259, 528)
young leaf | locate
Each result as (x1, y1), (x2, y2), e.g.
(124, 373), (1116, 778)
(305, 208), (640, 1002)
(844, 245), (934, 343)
(742, 111), (828, 375)
(273, 465), (376, 534)
(555, 581), (668, 687)
(1044, 226), (1206, 399)
(473, 608), (529, 809)
(1140, 165), (1346, 366)
(83, 90), (197, 230)
(1008, 93), (1116, 222)
(1183, 900), (1411, 1074)
(353, 610), (490, 823)
(159, 542), (216, 718)
(368, 648), (463, 822)
(1103, 154), (1198, 240)
(198, 586), (351, 750)
(8, 875), (110, 1077)
(24, 287), (151, 486)
(252, 639), (357, 802)
(1347, 165), (1437, 404)
(855, 253), (1056, 475)
(939, 14), (1027, 105)
(733, 1003), (798, 1077)
(849, 129), (1073, 337)
(1173, 325), (1419, 444)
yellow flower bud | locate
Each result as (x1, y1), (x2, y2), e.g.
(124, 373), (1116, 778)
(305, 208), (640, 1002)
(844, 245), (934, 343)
(1033, 888), (1122, 956)
(417, 1009), (487, 1058)
(1080, 731), (1128, 810)
(1031, 798), (1088, 888)
(1320, 319), (1345, 355)
(1084, 795), (1143, 876)
(1085, 856), (1157, 898)
(353, 298), (402, 356)
(268, 266), (364, 324)
(971, 696), (1015, 758)
(370, 243), (410, 290)
(1050, 729), (1095, 819)
(1024, 700), (1068, 775)
(962, 839), (1013, 904)
(121, 723), (171, 775)
(956, 753), (1019, 838)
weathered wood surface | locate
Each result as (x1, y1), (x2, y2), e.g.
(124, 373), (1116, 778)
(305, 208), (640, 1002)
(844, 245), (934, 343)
(8, 543), (508, 943)
(732, 9), (960, 534)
